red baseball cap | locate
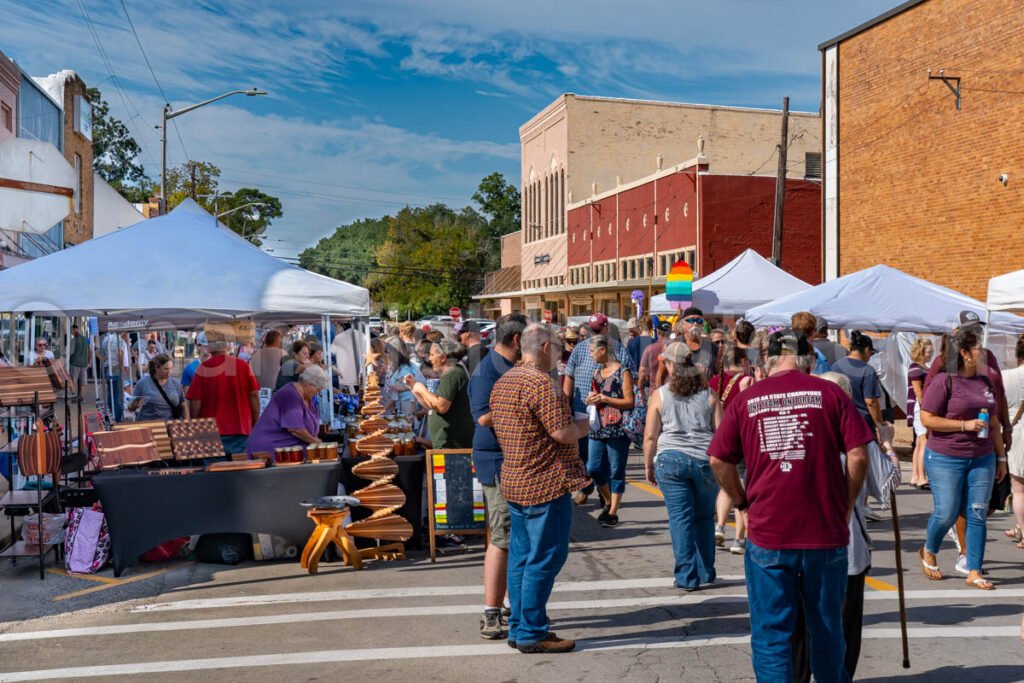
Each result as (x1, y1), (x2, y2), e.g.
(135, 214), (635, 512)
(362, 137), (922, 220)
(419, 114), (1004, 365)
(588, 313), (609, 331)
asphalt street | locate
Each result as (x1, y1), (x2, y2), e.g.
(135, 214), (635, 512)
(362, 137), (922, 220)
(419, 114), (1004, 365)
(1, 456), (1023, 682)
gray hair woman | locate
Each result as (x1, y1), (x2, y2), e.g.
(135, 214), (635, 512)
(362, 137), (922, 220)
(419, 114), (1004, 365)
(405, 338), (475, 449)
(246, 364), (327, 458)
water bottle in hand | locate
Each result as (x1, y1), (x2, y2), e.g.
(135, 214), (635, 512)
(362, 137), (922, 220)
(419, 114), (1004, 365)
(978, 409), (990, 439)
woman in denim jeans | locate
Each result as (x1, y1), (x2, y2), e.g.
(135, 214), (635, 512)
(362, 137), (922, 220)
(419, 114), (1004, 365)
(642, 342), (722, 590)
(919, 328), (1008, 590)
(585, 335), (635, 527)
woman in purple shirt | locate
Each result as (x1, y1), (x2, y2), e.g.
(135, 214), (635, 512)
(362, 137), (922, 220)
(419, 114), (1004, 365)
(919, 328), (1007, 590)
(247, 365), (327, 457)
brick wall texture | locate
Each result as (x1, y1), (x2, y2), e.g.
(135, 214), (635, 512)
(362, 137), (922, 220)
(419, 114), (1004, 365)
(61, 76), (93, 245)
(837, 0), (1023, 300)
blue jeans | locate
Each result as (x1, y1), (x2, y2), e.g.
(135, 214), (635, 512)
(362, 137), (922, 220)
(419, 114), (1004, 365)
(745, 541), (849, 683)
(655, 450), (718, 589)
(924, 448), (995, 571)
(587, 436), (630, 494)
(103, 371), (123, 422)
(507, 494), (573, 646)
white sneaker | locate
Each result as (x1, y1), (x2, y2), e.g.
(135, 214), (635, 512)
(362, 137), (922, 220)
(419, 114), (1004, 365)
(715, 525), (726, 546)
(954, 554), (968, 575)
(729, 539), (746, 555)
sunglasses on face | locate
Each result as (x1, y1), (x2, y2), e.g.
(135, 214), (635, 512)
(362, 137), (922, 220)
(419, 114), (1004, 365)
(684, 317), (703, 324)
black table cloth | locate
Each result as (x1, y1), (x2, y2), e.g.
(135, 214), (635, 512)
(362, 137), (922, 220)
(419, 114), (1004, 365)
(340, 454), (425, 549)
(93, 463), (342, 576)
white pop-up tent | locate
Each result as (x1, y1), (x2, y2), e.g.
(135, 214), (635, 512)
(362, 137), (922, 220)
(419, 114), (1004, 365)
(986, 268), (1024, 314)
(0, 199), (370, 326)
(649, 249), (810, 315)
(745, 264), (1024, 334)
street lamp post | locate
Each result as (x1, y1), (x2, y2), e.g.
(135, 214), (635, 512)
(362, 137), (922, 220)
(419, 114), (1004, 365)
(160, 88), (268, 214)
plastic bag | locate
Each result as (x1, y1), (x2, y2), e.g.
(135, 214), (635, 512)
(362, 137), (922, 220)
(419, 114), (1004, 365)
(22, 512), (66, 545)
(195, 533), (253, 565)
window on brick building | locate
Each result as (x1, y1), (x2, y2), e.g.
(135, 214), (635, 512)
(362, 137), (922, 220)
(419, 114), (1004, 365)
(1, 103), (11, 132)
(73, 153), (82, 215)
(805, 152), (822, 179)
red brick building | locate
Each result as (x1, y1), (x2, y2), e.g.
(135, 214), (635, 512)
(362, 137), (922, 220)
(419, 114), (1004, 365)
(820, 0), (1023, 299)
(564, 159), (821, 318)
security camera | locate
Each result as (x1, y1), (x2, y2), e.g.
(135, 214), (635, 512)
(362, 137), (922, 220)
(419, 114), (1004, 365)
(999, 174), (1009, 186)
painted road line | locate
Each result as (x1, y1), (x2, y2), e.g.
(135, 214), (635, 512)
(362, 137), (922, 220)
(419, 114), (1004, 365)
(51, 566), (173, 602)
(1, 626), (1020, 681)
(45, 569), (122, 585)
(7, 594), (753, 642)
(15, 587), (1024, 643)
(138, 576), (747, 612)
(864, 576), (897, 592)
(628, 480), (902, 593)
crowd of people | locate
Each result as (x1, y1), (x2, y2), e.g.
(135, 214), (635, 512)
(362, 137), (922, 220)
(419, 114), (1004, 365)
(64, 308), (1024, 674)
(455, 306), (1024, 680)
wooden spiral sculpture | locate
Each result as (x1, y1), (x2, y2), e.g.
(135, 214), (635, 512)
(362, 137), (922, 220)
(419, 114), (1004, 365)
(347, 457), (412, 542)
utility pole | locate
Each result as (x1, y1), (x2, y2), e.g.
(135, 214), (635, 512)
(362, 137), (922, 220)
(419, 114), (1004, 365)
(772, 96), (789, 267)
(189, 163), (197, 201)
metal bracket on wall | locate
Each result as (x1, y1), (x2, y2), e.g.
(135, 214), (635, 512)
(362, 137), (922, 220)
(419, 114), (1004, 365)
(928, 69), (961, 110)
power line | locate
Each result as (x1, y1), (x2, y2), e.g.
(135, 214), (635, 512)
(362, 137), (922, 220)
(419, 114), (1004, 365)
(216, 165), (471, 203)
(75, 0), (157, 168)
(117, 0), (189, 163)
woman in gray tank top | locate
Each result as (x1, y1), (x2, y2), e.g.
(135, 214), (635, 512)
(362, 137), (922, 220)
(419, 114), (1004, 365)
(642, 342), (722, 591)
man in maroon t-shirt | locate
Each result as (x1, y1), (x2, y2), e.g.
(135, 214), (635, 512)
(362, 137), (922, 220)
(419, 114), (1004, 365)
(186, 340), (261, 457)
(710, 329), (872, 683)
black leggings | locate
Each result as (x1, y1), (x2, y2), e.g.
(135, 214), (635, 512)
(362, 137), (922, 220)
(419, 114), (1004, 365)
(792, 569), (867, 683)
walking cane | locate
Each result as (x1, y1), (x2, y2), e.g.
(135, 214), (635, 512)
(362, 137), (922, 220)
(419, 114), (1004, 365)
(889, 489), (910, 668)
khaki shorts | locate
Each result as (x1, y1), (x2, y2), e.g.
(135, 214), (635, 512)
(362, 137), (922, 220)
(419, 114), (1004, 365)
(482, 478), (510, 550)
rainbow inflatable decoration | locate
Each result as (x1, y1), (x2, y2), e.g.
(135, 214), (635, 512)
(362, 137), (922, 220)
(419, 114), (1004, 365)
(665, 260), (694, 311)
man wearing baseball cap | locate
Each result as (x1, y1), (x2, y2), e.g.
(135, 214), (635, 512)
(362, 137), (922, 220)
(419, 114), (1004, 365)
(458, 320), (489, 376)
(638, 318), (673, 392)
(709, 328), (871, 682)
(562, 312), (635, 504)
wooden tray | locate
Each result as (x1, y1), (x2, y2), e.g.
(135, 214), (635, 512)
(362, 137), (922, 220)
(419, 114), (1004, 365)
(206, 460), (266, 472)
(0, 367), (57, 407)
(167, 418), (225, 460)
(114, 420), (173, 460)
(93, 428), (161, 469)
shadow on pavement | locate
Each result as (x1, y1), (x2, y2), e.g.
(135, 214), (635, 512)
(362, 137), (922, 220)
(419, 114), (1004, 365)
(859, 665), (1024, 683)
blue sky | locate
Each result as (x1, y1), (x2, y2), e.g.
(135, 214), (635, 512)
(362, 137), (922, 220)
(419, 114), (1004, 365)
(1, 0), (898, 258)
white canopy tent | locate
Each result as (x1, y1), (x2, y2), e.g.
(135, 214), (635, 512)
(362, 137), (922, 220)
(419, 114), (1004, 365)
(745, 264), (1024, 334)
(649, 249), (810, 316)
(0, 199), (370, 425)
(986, 268), (1024, 314)
(0, 199), (370, 326)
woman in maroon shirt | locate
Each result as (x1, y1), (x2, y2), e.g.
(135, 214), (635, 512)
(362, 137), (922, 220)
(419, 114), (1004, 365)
(709, 343), (754, 553)
(919, 329), (1007, 590)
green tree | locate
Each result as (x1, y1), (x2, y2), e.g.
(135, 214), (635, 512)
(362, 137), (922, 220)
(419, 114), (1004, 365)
(163, 162), (282, 243)
(298, 217), (388, 286)
(86, 87), (151, 202)
(365, 205), (488, 317)
(472, 172), (520, 270)
(164, 160), (221, 210)
(217, 188), (282, 246)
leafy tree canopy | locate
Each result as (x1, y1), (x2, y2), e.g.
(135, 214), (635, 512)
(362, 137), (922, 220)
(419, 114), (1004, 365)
(86, 87), (150, 203)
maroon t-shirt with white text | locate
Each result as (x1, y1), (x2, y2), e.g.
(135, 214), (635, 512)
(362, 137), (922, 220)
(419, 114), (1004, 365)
(709, 370), (874, 550)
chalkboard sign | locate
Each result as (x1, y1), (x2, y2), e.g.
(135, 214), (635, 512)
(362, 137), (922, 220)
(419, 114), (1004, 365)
(425, 449), (487, 562)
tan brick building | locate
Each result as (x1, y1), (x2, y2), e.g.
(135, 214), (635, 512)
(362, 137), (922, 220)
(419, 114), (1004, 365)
(820, 0), (1023, 299)
(478, 94), (822, 320)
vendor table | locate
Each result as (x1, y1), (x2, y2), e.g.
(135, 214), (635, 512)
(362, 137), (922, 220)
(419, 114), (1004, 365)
(93, 462), (342, 576)
(340, 454), (425, 549)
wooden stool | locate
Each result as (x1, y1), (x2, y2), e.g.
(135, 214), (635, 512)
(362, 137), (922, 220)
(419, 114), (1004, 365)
(300, 508), (362, 574)
(299, 508), (408, 574)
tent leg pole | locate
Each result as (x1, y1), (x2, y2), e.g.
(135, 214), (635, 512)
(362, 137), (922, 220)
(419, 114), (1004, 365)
(983, 310), (991, 348)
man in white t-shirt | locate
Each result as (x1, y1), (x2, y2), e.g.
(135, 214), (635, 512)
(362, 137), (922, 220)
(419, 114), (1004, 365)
(27, 338), (55, 365)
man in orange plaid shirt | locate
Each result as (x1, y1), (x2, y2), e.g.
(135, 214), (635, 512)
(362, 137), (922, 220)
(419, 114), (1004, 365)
(491, 324), (592, 654)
